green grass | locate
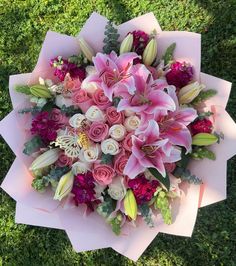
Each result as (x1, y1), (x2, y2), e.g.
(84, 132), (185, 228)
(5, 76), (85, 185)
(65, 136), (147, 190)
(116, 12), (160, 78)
(0, 0), (236, 265)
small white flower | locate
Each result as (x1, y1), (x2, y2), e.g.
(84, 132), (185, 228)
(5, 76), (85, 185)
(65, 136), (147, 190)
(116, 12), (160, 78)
(85, 105), (105, 122)
(69, 114), (87, 128)
(80, 144), (100, 163)
(39, 77), (45, 85)
(55, 95), (73, 108)
(108, 177), (126, 200)
(101, 138), (120, 155)
(72, 161), (91, 175)
(37, 98), (47, 107)
(124, 115), (141, 132)
(109, 124), (126, 141)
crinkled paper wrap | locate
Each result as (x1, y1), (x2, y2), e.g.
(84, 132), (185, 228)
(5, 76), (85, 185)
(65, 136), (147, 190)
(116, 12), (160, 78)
(1, 12), (236, 261)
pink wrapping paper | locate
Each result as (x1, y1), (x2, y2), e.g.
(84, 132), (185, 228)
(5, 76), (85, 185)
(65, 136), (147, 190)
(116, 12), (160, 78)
(1, 12), (236, 261)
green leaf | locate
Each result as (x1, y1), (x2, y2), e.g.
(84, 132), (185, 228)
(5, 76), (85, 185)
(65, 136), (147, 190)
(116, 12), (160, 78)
(41, 101), (55, 112)
(18, 106), (42, 115)
(139, 204), (154, 227)
(112, 97), (121, 107)
(148, 168), (170, 190)
(15, 85), (32, 95)
(192, 89), (217, 105)
(176, 148), (191, 170)
(97, 195), (116, 219)
(101, 153), (114, 165)
(162, 42), (176, 65)
(197, 111), (214, 120)
(60, 105), (82, 116)
(155, 191), (172, 225)
(23, 136), (44, 156)
(174, 167), (202, 185)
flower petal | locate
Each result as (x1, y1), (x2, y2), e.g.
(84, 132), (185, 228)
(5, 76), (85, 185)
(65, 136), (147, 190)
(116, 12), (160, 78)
(173, 107), (198, 126)
(93, 52), (118, 73)
(124, 154), (145, 179)
(142, 120), (160, 144)
(116, 52), (139, 71)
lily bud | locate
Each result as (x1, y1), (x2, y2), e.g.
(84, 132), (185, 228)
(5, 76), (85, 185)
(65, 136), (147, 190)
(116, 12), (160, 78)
(119, 33), (133, 54)
(142, 38), (157, 66)
(30, 84), (52, 98)
(124, 189), (137, 220)
(179, 82), (205, 104)
(192, 133), (218, 146)
(78, 38), (95, 62)
(54, 171), (74, 201)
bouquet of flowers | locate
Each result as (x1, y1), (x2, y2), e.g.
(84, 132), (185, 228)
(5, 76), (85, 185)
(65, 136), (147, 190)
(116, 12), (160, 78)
(1, 13), (236, 260)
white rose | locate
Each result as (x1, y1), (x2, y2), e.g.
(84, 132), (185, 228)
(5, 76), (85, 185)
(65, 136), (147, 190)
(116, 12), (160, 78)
(85, 105), (105, 122)
(109, 124), (126, 141)
(55, 95), (73, 108)
(69, 114), (86, 128)
(81, 78), (98, 95)
(124, 109), (135, 117)
(124, 115), (141, 132)
(72, 161), (91, 175)
(108, 177), (126, 200)
(101, 138), (120, 155)
(85, 66), (97, 75)
(80, 144), (100, 163)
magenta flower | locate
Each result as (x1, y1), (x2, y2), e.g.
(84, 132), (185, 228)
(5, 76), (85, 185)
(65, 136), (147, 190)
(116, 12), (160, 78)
(124, 120), (181, 179)
(72, 172), (97, 210)
(117, 64), (176, 117)
(83, 51), (139, 101)
(128, 175), (159, 205)
(130, 30), (149, 55)
(165, 61), (193, 89)
(31, 111), (61, 144)
(50, 56), (86, 81)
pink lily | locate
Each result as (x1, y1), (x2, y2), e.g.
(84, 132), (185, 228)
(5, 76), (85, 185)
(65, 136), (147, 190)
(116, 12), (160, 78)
(83, 51), (139, 101)
(157, 86), (198, 152)
(117, 64), (176, 116)
(124, 120), (181, 179)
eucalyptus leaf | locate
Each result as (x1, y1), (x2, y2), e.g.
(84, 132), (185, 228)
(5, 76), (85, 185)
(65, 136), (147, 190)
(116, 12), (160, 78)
(23, 136), (44, 156)
(162, 43), (176, 65)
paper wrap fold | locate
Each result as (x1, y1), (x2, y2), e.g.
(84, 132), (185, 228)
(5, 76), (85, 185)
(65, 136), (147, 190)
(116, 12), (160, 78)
(1, 12), (236, 261)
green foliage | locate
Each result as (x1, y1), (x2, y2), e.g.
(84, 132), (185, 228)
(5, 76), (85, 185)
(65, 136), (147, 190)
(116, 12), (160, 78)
(23, 136), (44, 155)
(96, 195), (116, 219)
(108, 213), (122, 235)
(197, 111), (214, 120)
(192, 89), (217, 105)
(68, 54), (89, 67)
(100, 153), (114, 165)
(112, 97), (121, 107)
(139, 204), (154, 227)
(103, 21), (120, 54)
(174, 168), (203, 185)
(31, 176), (48, 192)
(155, 191), (172, 225)
(191, 146), (216, 160)
(15, 85), (31, 95)
(148, 167), (170, 190)
(0, 0), (236, 265)
(162, 42), (176, 65)
(18, 106), (42, 115)
(60, 104), (82, 116)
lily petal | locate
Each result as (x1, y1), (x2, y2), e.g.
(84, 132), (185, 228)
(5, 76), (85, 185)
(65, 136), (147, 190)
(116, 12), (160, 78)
(124, 154), (145, 179)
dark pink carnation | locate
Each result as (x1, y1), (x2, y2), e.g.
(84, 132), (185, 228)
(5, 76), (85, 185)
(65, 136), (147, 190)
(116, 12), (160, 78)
(190, 118), (213, 135)
(166, 61), (193, 89)
(130, 30), (149, 55)
(128, 175), (159, 205)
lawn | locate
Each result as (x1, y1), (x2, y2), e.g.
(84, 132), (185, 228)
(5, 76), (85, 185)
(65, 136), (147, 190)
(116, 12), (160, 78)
(0, 0), (236, 265)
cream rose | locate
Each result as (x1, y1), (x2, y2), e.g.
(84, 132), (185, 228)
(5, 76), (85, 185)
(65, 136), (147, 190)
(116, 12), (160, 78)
(72, 161), (91, 174)
(109, 124), (126, 141)
(80, 144), (100, 163)
(101, 138), (120, 155)
(85, 105), (105, 122)
(108, 177), (126, 200)
(81, 78), (98, 95)
(69, 114), (86, 128)
(124, 115), (141, 132)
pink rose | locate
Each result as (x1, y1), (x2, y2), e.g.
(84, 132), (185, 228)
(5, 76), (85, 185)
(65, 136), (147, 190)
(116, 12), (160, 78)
(92, 88), (112, 110)
(56, 151), (74, 167)
(93, 164), (115, 185)
(64, 76), (81, 92)
(114, 150), (130, 175)
(88, 121), (109, 142)
(106, 106), (124, 125)
(122, 132), (133, 152)
(72, 89), (94, 113)
(51, 108), (68, 126)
